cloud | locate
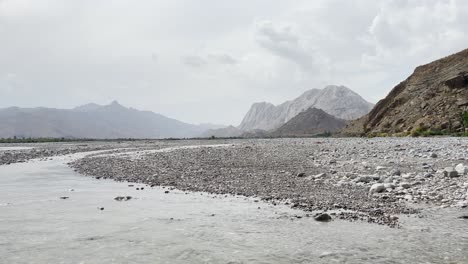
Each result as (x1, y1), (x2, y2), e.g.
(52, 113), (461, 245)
(182, 55), (207, 68)
(254, 20), (317, 71)
(208, 53), (238, 65)
(0, 0), (467, 125)
(362, 0), (468, 68)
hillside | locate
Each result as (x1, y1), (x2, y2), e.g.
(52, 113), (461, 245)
(342, 48), (468, 136)
(272, 107), (347, 137)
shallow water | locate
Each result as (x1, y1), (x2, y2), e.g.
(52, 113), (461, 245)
(0, 146), (34, 151)
(0, 152), (467, 264)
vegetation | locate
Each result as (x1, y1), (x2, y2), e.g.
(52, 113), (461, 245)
(462, 111), (468, 128)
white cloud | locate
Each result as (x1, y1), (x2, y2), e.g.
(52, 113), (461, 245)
(0, 0), (467, 125)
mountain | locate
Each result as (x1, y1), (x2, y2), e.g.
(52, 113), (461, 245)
(272, 107), (347, 137)
(0, 101), (210, 139)
(342, 48), (468, 136)
(238, 85), (373, 131)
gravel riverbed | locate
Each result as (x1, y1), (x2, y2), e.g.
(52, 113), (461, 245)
(63, 138), (468, 227)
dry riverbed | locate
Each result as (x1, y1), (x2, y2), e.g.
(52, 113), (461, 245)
(53, 137), (467, 227)
(2, 138), (467, 227)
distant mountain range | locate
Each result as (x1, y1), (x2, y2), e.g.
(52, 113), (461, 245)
(238, 85), (373, 132)
(0, 101), (220, 139)
(0, 86), (375, 139)
(342, 48), (468, 136)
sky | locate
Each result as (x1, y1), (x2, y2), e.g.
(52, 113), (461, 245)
(1, 0), (467, 125)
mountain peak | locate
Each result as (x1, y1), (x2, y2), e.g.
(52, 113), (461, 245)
(110, 100), (122, 106)
(238, 85), (373, 131)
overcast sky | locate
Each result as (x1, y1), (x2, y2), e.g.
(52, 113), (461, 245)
(1, 0), (467, 125)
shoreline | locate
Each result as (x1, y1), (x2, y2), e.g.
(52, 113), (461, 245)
(68, 138), (468, 227)
(2, 138), (467, 227)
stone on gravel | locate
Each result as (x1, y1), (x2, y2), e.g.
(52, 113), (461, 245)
(400, 182), (411, 189)
(314, 213), (332, 222)
(455, 164), (467, 175)
(114, 196), (132, 201)
(443, 167), (459, 178)
(297, 172), (306, 177)
(369, 183), (385, 195)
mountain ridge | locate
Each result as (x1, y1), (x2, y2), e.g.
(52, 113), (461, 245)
(0, 101), (210, 139)
(238, 85), (373, 131)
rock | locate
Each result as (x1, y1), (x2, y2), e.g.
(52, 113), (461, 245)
(390, 169), (401, 176)
(430, 152), (438, 158)
(369, 183), (385, 195)
(455, 164), (467, 175)
(459, 216), (468, 219)
(314, 173), (326, 179)
(297, 172), (306, 177)
(59, 196), (69, 200)
(388, 215), (399, 221)
(114, 196), (132, 201)
(376, 166), (387, 171)
(314, 213), (332, 222)
(357, 175), (373, 183)
(443, 167), (459, 178)
(400, 182), (411, 189)
(404, 195), (413, 201)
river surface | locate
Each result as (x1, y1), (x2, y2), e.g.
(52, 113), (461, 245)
(0, 150), (467, 264)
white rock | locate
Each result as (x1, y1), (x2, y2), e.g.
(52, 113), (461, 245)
(455, 164), (467, 175)
(404, 195), (413, 201)
(376, 166), (387, 171)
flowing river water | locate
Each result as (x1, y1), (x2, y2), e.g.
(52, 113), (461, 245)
(0, 148), (467, 264)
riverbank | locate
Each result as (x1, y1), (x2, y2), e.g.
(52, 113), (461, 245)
(67, 138), (468, 227)
(2, 153), (468, 263)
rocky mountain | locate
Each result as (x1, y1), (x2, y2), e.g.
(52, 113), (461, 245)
(342, 48), (468, 136)
(0, 101), (210, 139)
(239, 85), (373, 131)
(272, 107), (347, 137)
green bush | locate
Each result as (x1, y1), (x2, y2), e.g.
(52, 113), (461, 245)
(462, 111), (468, 128)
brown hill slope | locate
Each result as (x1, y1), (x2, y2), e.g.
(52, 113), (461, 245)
(342, 48), (468, 136)
(272, 107), (346, 137)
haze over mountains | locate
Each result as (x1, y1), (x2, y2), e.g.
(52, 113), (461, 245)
(0, 101), (220, 139)
(0, 85), (374, 139)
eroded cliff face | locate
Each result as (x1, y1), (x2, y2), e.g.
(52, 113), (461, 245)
(342, 48), (468, 136)
(239, 85), (373, 131)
